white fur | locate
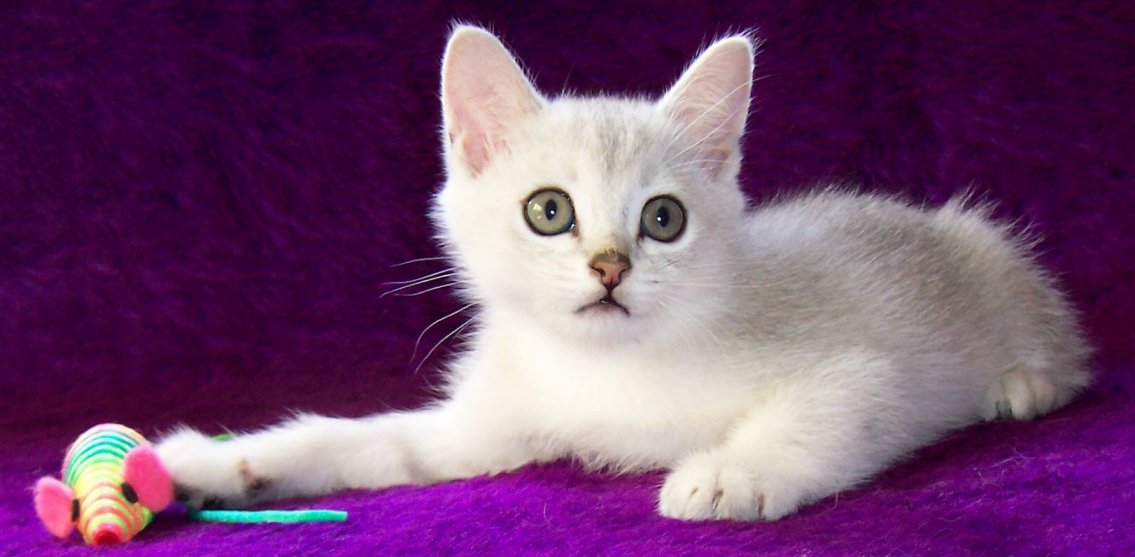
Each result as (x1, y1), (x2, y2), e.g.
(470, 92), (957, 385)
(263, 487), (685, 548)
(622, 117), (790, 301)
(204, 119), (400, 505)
(157, 26), (1091, 521)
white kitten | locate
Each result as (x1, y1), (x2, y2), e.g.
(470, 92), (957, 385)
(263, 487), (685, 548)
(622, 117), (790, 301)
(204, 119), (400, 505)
(157, 26), (1091, 521)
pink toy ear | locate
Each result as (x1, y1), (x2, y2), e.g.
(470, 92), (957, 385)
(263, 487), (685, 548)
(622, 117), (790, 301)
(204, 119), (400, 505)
(34, 477), (76, 538)
(123, 446), (174, 511)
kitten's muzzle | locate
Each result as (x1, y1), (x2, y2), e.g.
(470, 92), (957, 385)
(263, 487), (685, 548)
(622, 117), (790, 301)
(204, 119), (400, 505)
(578, 249), (631, 315)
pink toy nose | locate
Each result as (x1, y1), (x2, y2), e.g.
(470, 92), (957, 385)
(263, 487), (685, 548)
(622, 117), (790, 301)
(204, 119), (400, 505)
(91, 524), (125, 546)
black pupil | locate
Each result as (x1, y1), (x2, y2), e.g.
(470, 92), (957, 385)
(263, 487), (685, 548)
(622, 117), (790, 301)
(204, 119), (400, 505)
(544, 199), (558, 221)
(655, 205), (670, 228)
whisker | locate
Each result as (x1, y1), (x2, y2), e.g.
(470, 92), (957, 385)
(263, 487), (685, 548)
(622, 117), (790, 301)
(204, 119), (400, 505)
(410, 303), (475, 364)
(396, 281), (459, 298)
(383, 268), (454, 286)
(664, 283), (762, 289)
(391, 256), (449, 268)
(380, 271), (458, 298)
(667, 158), (735, 173)
(414, 317), (475, 375)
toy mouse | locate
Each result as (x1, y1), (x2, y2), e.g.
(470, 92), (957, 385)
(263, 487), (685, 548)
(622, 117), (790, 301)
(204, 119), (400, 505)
(34, 423), (349, 545)
(34, 423), (173, 545)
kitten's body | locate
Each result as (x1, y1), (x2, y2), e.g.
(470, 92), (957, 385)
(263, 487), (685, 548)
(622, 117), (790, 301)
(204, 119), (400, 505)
(157, 28), (1090, 520)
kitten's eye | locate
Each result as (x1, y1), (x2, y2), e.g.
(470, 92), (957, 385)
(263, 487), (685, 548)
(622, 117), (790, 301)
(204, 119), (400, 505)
(640, 195), (686, 242)
(524, 188), (575, 236)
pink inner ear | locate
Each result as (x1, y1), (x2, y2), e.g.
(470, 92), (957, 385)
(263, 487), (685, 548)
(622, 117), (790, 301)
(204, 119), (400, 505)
(123, 446), (174, 511)
(34, 477), (76, 538)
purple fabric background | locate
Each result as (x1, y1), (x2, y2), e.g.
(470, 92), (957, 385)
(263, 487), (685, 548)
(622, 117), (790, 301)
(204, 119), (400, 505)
(3, 1), (1133, 555)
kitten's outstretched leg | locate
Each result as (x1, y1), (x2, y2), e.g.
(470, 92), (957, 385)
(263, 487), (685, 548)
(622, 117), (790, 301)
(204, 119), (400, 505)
(157, 399), (538, 509)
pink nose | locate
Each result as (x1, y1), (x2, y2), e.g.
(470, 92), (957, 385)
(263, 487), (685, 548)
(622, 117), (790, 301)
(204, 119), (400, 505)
(589, 250), (631, 289)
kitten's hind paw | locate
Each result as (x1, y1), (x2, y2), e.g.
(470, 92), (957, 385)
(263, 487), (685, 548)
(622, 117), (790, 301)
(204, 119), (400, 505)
(980, 368), (1060, 421)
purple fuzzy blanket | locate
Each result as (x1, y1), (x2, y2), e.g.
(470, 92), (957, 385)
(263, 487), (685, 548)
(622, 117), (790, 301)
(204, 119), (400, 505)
(3, 2), (1133, 555)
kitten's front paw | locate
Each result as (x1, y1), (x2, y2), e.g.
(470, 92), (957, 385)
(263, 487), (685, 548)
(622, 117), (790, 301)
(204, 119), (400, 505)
(658, 453), (797, 521)
(156, 428), (262, 509)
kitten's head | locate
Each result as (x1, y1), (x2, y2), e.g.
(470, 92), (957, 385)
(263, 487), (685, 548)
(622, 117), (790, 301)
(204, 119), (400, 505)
(433, 26), (754, 345)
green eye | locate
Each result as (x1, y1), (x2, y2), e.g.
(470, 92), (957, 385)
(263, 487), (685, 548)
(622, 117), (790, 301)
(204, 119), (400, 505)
(524, 188), (575, 236)
(640, 195), (686, 242)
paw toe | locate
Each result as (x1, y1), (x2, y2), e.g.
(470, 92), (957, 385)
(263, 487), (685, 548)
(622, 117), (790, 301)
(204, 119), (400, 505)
(658, 461), (718, 520)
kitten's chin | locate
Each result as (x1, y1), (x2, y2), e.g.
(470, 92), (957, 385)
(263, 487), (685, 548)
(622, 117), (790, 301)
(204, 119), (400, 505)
(514, 294), (654, 345)
(559, 296), (655, 345)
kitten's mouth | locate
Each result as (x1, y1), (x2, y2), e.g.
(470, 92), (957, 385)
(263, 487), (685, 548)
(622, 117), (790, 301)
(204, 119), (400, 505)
(576, 294), (630, 316)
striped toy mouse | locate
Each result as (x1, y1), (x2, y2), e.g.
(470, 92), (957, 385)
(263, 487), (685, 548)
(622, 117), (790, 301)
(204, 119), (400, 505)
(34, 423), (174, 545)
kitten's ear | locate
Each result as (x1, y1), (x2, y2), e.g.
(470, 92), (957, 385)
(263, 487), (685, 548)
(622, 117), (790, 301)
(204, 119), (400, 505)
(659, 36), (755, 178)
(441, 26), (545, 176)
